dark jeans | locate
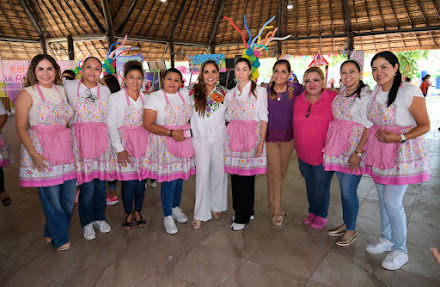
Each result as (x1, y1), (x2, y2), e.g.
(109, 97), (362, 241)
(161, 179), (183, 217)
(231, 174), (255, 224)
(121, 179), (147, 214)
(79, 179), (107, 227)
(37, 179), (76, 248)
(107, 180), (117, 191)
(298, 159), (334, 218)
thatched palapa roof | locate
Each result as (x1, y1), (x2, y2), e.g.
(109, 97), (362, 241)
(0, 0), (439, 61)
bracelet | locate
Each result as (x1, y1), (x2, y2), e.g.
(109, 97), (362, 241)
(169, 130), (173, 137)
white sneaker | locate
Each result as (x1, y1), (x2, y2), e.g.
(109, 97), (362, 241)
(149, 181), (157, 188)
(83, 223), (96, 240)
(94, 220), (111, 233)
(231, 222), (245, 231)
(164, 216), (178, 234)
(366, 237), (394, 254)
(381, 250), (409, 270)
(172, 207), (188, 223)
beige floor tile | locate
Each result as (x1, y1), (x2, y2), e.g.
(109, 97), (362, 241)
(400, 244), (440, 280)
(304, 280), (329, 287)
(391, 270), (440, 287)
(407, 222), (440, 250)
(221, 260), (307, 287)
(249, 237), (328, 278)
(161, 244), (245, 287)
(137, 271), (191, 287)
(408, 207), (440, 227)
(311, 251), (392, 287)
(414, 194), (440, 211)
(0, 262), (58, 287)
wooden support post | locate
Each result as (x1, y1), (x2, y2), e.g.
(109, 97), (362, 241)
(170, 40), (175, 68)
(67, 35), (75, 60)
(101, 0), (115, 46)
(210, 43), (216, 54)
(40, 37), (47, 54)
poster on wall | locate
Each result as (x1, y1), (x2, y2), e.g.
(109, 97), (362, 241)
(0, 60), (30, 104)
(349, 51), (365, 79)
(144, 70), (161, 92)
(115, 54), (144, 86)
(58, 60), (75, 75)
(188, 54), (227, 73)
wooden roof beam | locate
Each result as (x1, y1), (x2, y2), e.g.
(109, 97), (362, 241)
(276, 0), (284, 55)
(19, 0), (43, 36)
(101, 0), (115, 46)
(0, 37), (39, 44)
(78, 0), (106, 33)
(209, 0), (225, 45)
(167, 0), (188, 42)
(117, 0), (138, 34)
(341, 0), (353, 33)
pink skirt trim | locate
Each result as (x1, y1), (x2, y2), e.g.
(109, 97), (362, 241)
(19, 171), (77, 187)
(142, 168), (196, 183)
(225, 166), (267, 176)
(323, 164), (366, 176)
(76, 171), (114, 185)
(0, 160), (10, 167)
(365, 166), (429, 185)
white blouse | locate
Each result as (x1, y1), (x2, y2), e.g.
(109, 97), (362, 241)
(64, 79), (111, 107)
(106, 89), (148, 153)
(143, 89), (191, 126)
(337, 85), (373, 128)
(371, 82), (424, 127)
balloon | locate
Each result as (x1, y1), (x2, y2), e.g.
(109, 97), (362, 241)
(253, 50), (261, 58)
(252, 71), (259, 79)
(249, 55), (256, 62)
(242, 49), (248, 57)
(252, 66), (256, 73)
(246, 48), (254, 56)
(252, 60), (260, 68)
(242, 54), (250, 60)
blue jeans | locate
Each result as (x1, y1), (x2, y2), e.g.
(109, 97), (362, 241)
(376, 183), (408, 253)
(79, 179), (107, 227)
(121, 179), (147, 214)
(107, 180), (117, 191)
(336, 172), (362, 231)
(161, 179), (183, 217)
(37, 179), (76, 248)
(298, 159), (334, 218)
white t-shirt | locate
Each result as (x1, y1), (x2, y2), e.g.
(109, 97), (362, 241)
(106, 89), (148, 153)
(144, 89), (191, 126)
(64, 79), (111, 107)
(371, 82), (423, 126)
(225, 81), (268, 123)
(338, 85), (373, 128)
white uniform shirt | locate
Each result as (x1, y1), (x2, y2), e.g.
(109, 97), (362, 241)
(371, 82), (423, 127)
(106, 89), (148, 153)
(225, 81), (268, 123)
(64, 79), (111, 107)
(143, 89), (191, 125)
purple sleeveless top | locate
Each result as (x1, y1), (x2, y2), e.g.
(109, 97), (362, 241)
(266, 81), (304, 142)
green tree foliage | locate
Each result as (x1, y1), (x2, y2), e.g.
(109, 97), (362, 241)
(396, 51), (429, 79)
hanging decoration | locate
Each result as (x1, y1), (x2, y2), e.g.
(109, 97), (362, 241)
(224, 15), (291, 81)
(308, 52), (330, 84)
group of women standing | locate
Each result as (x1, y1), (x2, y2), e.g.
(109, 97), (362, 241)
(13, 51), (429, 272)
(295, 51), (429, 271)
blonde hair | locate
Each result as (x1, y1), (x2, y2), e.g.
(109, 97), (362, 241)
(303, 66), (325, 83)
(23, 54), (62, 88)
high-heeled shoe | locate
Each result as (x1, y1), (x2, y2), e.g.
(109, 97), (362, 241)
(57, 242), (71, 251)
(133, 210), (146, 228)
(192, 219), (201, 230)
(122, 213), (132, 230)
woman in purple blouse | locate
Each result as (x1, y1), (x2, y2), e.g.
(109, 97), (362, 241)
(266, 59), (303, 225)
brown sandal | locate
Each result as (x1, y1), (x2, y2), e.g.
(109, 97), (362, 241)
(271, 214), (283, 226)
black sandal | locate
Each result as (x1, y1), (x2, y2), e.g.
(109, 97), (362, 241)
(0, 191), (11, 206)
(122, 213), (132, 230)
(134, 210), (146, 228)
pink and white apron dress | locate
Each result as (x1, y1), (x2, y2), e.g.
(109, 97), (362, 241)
(0, 131), (14, 167)
(71, 80), (114, 185)
(323, 89), (366, 175)
(113, 88), (149, 181)
(141, 91), (195, 182)
(19, 84), (76, 187)
(224, 90), (267, 175)
(364, 88), (429, 185)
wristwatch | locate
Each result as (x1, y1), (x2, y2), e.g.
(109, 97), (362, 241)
(355, 151), (363, 157)
(400, 134), (407, 143)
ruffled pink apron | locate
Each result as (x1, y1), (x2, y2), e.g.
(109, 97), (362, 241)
(118, 88), (149, 159)
(163, 91), (195, 158)
(31, 84), (74, 165)
(72, 80), (109, 159)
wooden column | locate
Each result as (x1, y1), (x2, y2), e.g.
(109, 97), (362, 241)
(170, 40), (175, 68)
(210, 44), (216, 54)
(67, 35), (75, 60)
(40, 37), (47, 54)
(101, 0), (115, 46)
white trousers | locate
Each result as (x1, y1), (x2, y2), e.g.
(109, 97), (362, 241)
(193, 138), (228, 221)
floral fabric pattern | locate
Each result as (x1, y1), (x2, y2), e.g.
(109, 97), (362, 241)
(189, 85), (227, 117)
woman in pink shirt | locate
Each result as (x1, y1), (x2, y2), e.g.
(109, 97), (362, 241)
(292, 67), (337, 229)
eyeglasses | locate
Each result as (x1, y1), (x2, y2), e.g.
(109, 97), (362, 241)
(85, 88), (96, 103)
(305, 104), (312, 117)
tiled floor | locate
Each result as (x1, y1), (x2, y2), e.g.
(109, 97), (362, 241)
(0, 96), (439, 287)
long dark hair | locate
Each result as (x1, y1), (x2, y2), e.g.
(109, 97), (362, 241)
(340, 59), (365, 98)
(193, 60), (219, 117)
(270, 59), (291, 98)
(235, 57), (256, 98)
(371, 51), (401, 106)
(24, 54), (62, 87)
(102, 74), (121, 93)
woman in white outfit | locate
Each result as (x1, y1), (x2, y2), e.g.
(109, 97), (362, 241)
(189, 60), (228, 229)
